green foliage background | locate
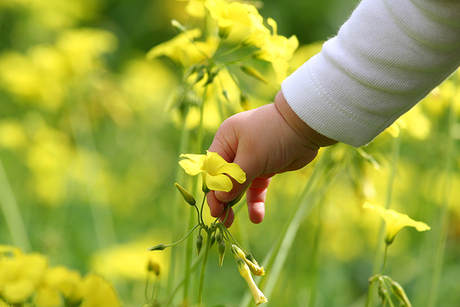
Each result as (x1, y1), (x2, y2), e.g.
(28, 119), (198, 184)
(1, 0), (460, 306)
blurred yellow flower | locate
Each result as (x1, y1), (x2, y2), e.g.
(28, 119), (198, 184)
(179, 151), (246, 192)
(147, 28), (218, 67)
(205, 0), (255, 30)
(80, 274), (120, 307)
(178, 0), (206, 18)
(44, 266), (84, 303)
(0, 120), (28, 150)
(0, 251), (48, 304)
(363, 203), (430, 244)
(255, 18), (298, 83)
(236, 258), (267, 305)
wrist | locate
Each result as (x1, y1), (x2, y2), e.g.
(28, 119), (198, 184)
(274, 90), (338, 148)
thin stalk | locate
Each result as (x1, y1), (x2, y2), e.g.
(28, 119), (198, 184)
(169, 109), (191, 294)
(307, 193), (325, 307)
(67, 93), (118, 249)
(367, 129), (401, 305)
(183, 84), (209, 303)
(0, 155), (31, 251)
(379, 276), (396, 307)
(427, 104), (457, 307)
(197, 230), (212, 306)
(380, 244), (389, 275)
(240, 150), (335, 307)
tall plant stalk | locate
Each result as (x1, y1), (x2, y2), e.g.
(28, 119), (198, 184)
(426, 103), (457, 307)
(366, 128), (401, 306)
(0, 156), (31, 251)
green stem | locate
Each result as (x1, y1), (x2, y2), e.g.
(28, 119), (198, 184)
(197, 230), (212, 306)
(169, 105), (191, 295)
(427, 103), (457, 307)
(240, 150), (336, 307)
(367, 129), (401, 306)
(0, 155), (31, 251)
(380, 244), (389, 275)
(380, 276), (396, 307)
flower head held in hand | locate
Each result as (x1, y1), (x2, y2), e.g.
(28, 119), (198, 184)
(363, 203), (430, 245)
(179, 151), (246, 192)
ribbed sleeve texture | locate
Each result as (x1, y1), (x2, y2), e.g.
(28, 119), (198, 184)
(281, 0), (460, 147)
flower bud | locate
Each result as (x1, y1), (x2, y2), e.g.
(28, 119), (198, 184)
(218, 241), (226, 266)
(218, 26), (231, 39)
(210, 233), (216, 248)
(240, 65), (269, 84)
(222, 90), (230, 103)
(175, 183), (196, 206)
(232, 245), (265, 277)
(147, 244), (166, 251)
(196, 234), (203, 255)
(390, 280), (412, 307)
(171, 20), (187, 33)
(240, 93), (250, 111)
(147, 260), (160, 276)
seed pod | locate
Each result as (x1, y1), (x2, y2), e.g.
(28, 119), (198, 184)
(175, 183), (196, 206)
(218, 241), (226, 266)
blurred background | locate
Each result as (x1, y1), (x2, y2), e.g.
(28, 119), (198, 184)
(1, 0), (460, 306)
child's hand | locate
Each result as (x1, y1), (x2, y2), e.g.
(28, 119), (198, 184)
(207, 91), (337, 227)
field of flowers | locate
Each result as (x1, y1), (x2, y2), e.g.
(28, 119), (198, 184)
(1, 0), (459, 306)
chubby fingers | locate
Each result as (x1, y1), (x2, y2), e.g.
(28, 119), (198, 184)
(207, 177), (270, 227)
(245, 177), (270, 224)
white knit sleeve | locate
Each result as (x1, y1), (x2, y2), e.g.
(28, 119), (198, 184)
(281, 0), (460, 147)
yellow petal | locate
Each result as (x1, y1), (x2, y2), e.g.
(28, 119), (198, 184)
(179, 154), (206, 176)
(205, 173), (233, 192)
(217, 163), (246, 184)
(206, 151), (246, 183)
(204, 151), (229, 174)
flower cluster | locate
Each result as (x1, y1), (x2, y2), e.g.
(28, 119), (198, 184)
(149, 151), (267, 305)
(0, 245), (120, 307)
(147, 0), (298, 117)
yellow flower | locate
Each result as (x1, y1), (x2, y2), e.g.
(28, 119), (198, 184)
(0, 251), (48, 304)
(205, 0), (255, 31)
(80, 274), (120, 307)
(236, 258), (267, 306)
(146, 28), (217, 67)
(255, 18), (298, 83)
(179, 151), (246, 192)
(363, 203), (431, 244)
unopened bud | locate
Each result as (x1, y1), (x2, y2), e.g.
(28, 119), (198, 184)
(210, 233), (216, 248)
(218, 26), (231, 39)
(240, 93), (250, 111)
(222, 90), (230, 103)
(218, 241), (226, 266)
(175, 183), (196, 206)
(147, 244), (166, 251)
(240, 65), (269, 84)
(171, 20), (187, 33)
(196, 234), (203, 255)
(147, 260), (160, 276)
(390, 280), (412, 307)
